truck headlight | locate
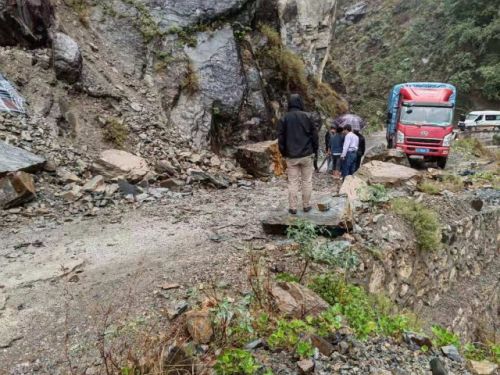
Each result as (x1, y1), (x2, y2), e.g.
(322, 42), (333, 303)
(443, 133), (453, 147)
(397, 130), (405, 144)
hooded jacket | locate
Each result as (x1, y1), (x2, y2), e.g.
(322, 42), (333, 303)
(277, 94), (319, 159)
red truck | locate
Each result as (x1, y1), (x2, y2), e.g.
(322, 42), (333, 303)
(386, 82), (457, 169)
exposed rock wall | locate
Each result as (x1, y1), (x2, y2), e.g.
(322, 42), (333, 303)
(276, 0), (337, 79)
(356, 192), (500, 342)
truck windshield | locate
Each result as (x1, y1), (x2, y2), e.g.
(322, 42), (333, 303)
(400, 107), (453, 126)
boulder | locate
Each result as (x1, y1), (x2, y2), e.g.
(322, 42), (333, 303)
(83, 175), (105, 193)
(188, 170), (229, 189)
(339, 175), (369, 207)
(160, 178), (185, 192)
(0, 172), (36, 209)
(344, 2), (368, 23)
(357, 161), (419, 185)
(92, 150), (150, 183)
(364, 147), (406, 164)
(0, 0), (53, 47)
(441, 345), (461, 362)
(468, 360), (498, 375)
(185, 309), (213, 344)
(52, 32), (82, 84)
(310, 334), (334, 356)
(270, 282), (329, 318)
(56, 168), (81, 184)
(0, 141), (45, 175)
(236, 140), (286, 177)
(297, 359), (314, 374)
(262, 196), (350, 235)
(169, 27), (245, 147)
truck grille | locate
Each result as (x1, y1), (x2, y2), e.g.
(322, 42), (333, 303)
(407, 138), (442, 145)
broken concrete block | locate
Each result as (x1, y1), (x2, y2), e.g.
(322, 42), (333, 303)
(0, 172), (36, 209)
(236, 140), (286, 177)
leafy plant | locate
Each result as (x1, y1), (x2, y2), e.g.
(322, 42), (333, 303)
(275, 272), (300, 283)
(310, 275), (413, 339)
(392, 198), (442, 252)
(267, 319), (313, 350)
(214, 349), (260, 375)
(431, 325), (461, 348)
(286, 219), (317, 281)
(296, 340), (315, 359)
(362, 184), (390, 204)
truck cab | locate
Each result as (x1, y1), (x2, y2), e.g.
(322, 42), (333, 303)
(387, 83), (456, 169)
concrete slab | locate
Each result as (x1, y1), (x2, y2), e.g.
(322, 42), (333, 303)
(262, 196), (350, 235)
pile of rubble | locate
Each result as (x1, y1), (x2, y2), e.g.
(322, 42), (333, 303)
(0, 112), (254, 227)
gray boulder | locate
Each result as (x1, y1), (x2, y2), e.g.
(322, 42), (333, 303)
(0, 141), (46, 175)
(169, 27), (245, 147)
(0, 0), (53, 47)
(52, 32), (83, 84)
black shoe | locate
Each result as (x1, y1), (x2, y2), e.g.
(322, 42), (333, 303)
(303, 206), (312, 213)
(288, 209), (297, 215)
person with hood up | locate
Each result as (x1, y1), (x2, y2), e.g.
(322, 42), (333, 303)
(278, 94), (319, 214)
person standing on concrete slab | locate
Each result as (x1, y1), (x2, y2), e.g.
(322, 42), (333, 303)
(278, 94), (319, 215)
(340, 124), (359, 178)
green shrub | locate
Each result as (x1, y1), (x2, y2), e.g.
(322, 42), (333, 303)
(214, 349), (260, 375)
(103, 117), (128, 148)
(309, 275), (413, 339)
(431, 325), (461, 348)
(453, 138), (492, 159)
(418, 181), (441, 195)
(181, 62), (199, 96)
(391, 198), (442, 252)
(259, 23), (281, 47)
(275, 272), (300, 283)
(362, 184), (390, 204)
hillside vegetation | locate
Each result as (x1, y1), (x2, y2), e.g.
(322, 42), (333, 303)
(332, 0), (500, 128)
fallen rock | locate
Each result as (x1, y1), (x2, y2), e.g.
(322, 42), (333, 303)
(92, 150), (150, 182)
(244, 339), (265, 350)
(441, 345), (461, 362)
(155, 159), (176, 176)
(185, 309), (213, 344)
(270, 282), (329, 318)
(56, 168), (81, 184)
(430, 358), (448, 375)
(310, 334), (334, 356)
(339, 175), (369, 207)
(52, 32), (82, 83)
(188, 170), (229, 189)
(344, 2), (368, 23)
(0, 172), (36, 209)
(83, 175), (105, 193)
(166, 300), (188, 320)
(61, 185), (82, 202)
(236, 140), (286, 177)
(0, 0), (53, 47)
(160, 178), (185, 192)
(317, 198), (332, 212)
(0, 141), (46, 175)
(262, 196), (349, 235)
(357, 161), (419, 185)
(468, 360), (498, 375)
(403, 332), (433, 349)
(297, 359), (314, 374)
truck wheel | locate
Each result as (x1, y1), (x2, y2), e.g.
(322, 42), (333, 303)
(437, 157), (447, 169)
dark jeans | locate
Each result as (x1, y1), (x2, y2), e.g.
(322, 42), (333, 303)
(341, 151), (357, 177)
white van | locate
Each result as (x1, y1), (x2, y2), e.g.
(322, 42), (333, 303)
(461, 111), (500, 130)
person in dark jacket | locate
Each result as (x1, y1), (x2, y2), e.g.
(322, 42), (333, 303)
(278, 94), (319, 214)
(329, 126), (345, 178)
(353, 129), (365, 172)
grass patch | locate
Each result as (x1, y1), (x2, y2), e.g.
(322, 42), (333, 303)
(392, 198), (442, 252)
(418, 174), (463, 194)
(102, 117), (128, 148)
(122, 0), (162, 42)
(310, 275), (415, 339)
(67, 0), (91, 27)
(453, 138), (494, 159)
